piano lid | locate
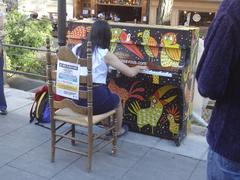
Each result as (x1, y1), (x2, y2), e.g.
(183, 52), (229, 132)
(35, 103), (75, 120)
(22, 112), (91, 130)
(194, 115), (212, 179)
(68, 20), (198, 48)
(67, 21), (199, 71)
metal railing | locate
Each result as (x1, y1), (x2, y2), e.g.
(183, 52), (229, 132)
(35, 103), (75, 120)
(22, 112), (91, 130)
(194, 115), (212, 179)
(0, 39), (57, 81)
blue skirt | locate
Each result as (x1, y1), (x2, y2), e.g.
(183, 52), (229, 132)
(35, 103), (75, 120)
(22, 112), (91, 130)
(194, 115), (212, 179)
(76, 85), (120, 115)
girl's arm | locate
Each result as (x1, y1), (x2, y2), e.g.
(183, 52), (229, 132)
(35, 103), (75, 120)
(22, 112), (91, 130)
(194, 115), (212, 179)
(104, 52), (147, 77)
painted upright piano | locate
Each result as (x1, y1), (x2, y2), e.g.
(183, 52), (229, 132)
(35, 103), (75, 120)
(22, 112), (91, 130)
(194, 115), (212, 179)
(67, 20), (199, 146)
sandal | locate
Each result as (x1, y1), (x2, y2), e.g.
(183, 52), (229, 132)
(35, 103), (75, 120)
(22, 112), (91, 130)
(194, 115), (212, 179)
(106, 124), (129, 137)
(117, 124), (128, 138)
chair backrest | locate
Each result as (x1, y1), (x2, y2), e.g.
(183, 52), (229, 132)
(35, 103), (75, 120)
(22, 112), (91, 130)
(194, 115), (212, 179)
(46, 40), (93, 125)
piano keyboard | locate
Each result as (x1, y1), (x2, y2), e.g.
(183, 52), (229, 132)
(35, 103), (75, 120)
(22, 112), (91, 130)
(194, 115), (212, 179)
(109, 66), (173, 78)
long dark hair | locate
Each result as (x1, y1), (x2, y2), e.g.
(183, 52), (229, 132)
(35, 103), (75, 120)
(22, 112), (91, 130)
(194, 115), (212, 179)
(90, 20), (112, 51)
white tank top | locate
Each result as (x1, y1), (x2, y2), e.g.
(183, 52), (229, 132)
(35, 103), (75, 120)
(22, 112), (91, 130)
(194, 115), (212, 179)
(92, 47), (108, 84)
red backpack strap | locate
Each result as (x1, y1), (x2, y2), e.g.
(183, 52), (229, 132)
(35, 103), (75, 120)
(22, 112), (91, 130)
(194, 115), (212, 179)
(35, 85), (48, 98)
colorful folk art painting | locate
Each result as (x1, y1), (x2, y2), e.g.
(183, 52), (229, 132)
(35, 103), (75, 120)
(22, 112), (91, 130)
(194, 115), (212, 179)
(162, 106), (181, 135)
(108, 79), (144, 108)
(108, 73), (181, 139)
(110, 28), (144, 60)
(111, 30), (183, 68)
(137, 30), (159, 58)
(67, 22), (189, 69)
(152, 75), (160, 84)
(128, 85), (177, 134)
(160, 33), (182, 68)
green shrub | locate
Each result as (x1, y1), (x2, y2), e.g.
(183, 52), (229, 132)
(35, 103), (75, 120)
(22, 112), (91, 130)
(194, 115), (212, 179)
(4, 10), (52, 75)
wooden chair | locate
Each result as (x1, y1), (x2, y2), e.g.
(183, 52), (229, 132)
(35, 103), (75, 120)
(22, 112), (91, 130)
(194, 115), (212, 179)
(46, 39), (117, 171)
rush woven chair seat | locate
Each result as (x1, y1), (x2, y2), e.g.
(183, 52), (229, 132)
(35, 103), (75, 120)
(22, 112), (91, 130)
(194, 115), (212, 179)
(54, 108), (116, 127)
(46, 39), (117, 171)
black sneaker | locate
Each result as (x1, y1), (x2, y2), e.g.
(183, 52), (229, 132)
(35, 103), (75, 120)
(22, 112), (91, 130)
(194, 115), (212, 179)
(0, 109), (7, 115)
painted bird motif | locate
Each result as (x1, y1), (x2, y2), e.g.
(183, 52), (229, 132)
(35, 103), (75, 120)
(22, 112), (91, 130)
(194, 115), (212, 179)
(110, 28), (122, 53)
(110, 28), (144, 59)
(128, 85), (177, 134)
(166, 106), (180, 135)
(160, 32), (181, 67)
(108, 79), (145, 108)
(138, 30), (158, 58)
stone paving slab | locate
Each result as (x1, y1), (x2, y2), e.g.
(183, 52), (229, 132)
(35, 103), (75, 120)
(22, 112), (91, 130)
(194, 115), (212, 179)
(122, 132), (208, 161)
(0, 166), (47, 180)
(121, 149), (199, 180)
(189, 161), (207, 180)
(0, 125), (50, 167)
(51, 141), (150, 180)
(201, 151), (208, 161)
(120, 131), (160, 148)
(8, 141), (80, 179)
(4, 88), (34, 112)
(0, 105), (33, 137)
(154, 134), (208, 160)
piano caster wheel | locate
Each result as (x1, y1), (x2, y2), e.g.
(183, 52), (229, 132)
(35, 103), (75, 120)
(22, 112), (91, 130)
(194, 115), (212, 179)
(175, 137), (181, 147)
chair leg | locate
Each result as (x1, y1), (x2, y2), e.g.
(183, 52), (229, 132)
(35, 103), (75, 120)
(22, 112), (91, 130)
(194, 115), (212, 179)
(51, 119), (56, 162)
(71, 124), (76, 145)
(87, 126), (93, 172)
(112, 114), (117, 155)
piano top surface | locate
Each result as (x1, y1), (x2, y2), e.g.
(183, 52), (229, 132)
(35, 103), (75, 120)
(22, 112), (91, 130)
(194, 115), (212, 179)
(68, 19), (199, 32)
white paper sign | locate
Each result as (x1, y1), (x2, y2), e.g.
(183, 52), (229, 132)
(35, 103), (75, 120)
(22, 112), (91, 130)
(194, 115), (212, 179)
(56, 60), (80, 100)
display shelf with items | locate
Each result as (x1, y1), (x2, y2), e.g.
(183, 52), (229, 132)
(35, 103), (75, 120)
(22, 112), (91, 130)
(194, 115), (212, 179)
(97, 0), (142, 6)
(170, 0), (221, 37)
(178, 11), (215, 37)
(73, 0), (148, 23)
(96, 0), (148, 23)
(97, 5), (142, 22)
(96, 2), (141, 7)
(73, 0), (96, 19)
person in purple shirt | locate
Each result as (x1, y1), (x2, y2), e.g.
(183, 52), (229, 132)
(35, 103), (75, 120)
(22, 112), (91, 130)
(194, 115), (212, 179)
(196, 0), (240, 179)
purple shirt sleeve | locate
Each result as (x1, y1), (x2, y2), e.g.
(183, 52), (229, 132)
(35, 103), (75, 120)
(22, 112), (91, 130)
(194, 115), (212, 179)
(196, 15), (237, 100)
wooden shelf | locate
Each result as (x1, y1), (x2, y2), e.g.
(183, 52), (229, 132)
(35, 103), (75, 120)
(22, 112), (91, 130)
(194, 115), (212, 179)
(96, 3), (142, 8)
